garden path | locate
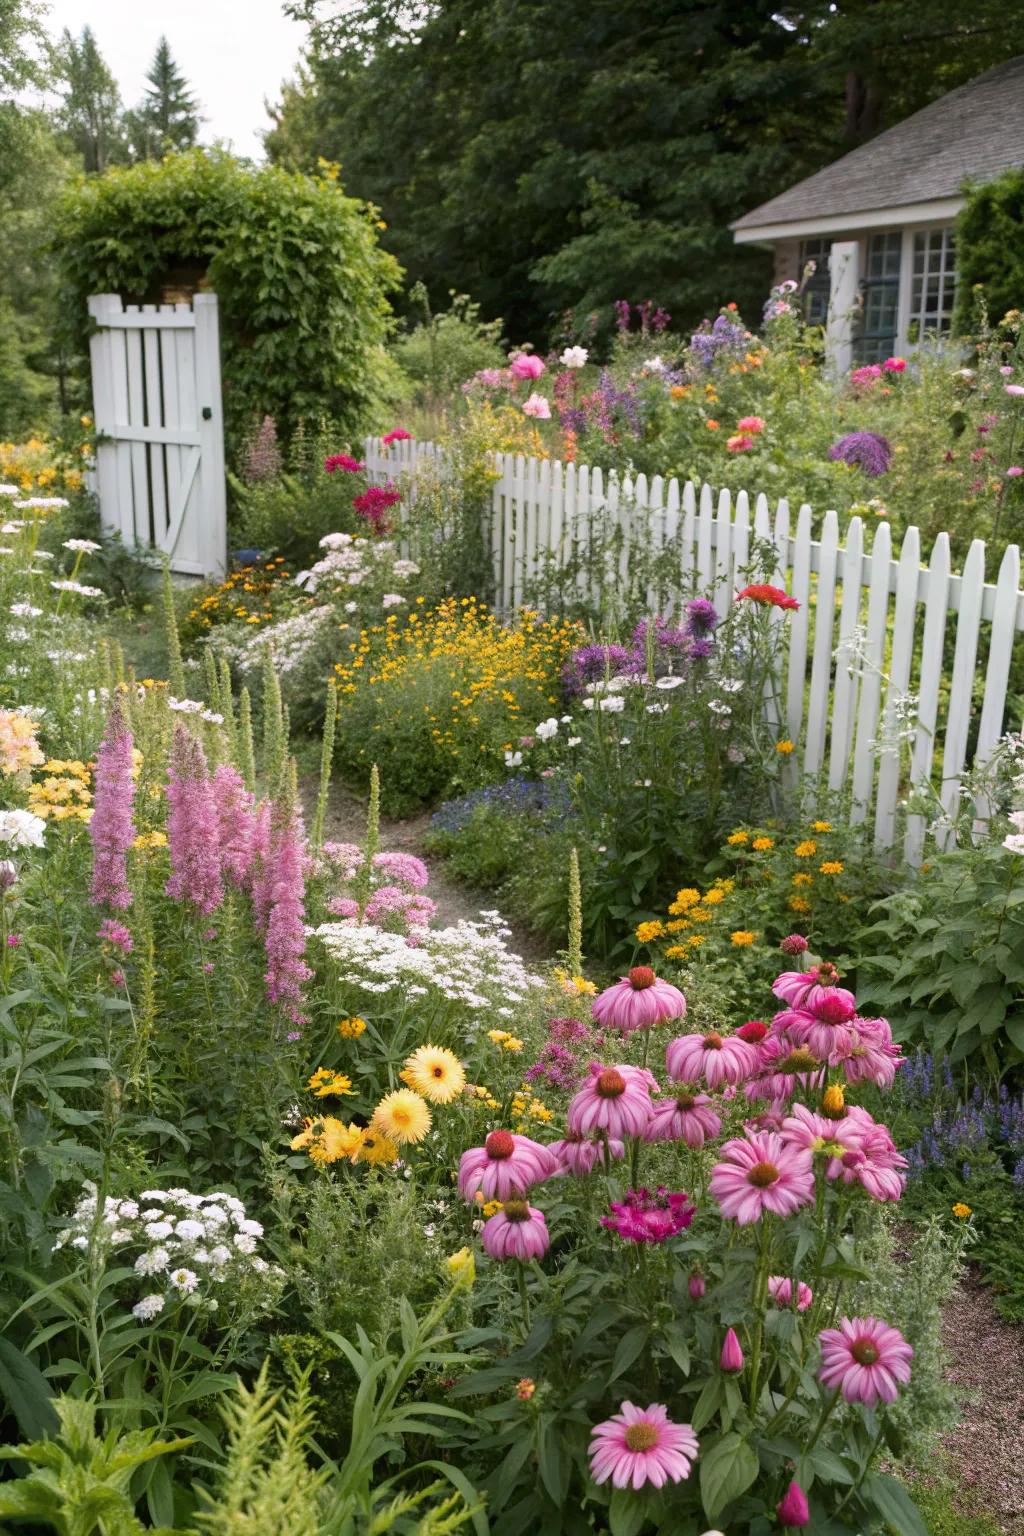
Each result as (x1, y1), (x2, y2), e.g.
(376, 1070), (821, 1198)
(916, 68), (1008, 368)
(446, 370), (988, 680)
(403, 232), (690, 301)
(941, 1270), (1024, 1534)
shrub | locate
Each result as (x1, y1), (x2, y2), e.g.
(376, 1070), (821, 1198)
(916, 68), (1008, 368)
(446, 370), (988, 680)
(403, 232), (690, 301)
(53, 150), (401, 459)
(953, 166), (1024, 337)
(393, 286), (507, 416)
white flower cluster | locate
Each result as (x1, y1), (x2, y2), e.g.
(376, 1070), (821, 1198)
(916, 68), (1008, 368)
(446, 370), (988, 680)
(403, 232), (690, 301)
(222, 604), (336, 679)
(50, 580), (103, 598)
(54, 1183), (282, 1322)
(314, 911), (543, 1026)
(168, 696), (224, 724)
(295, 532), (419, 596)
(0, 809), (46, 848)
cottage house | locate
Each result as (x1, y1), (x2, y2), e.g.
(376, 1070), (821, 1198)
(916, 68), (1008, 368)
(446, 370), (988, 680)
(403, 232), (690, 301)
(731, 56), (1024, 369)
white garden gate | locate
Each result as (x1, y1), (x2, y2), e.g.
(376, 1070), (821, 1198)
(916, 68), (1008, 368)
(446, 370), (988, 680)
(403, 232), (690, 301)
(88, 293), (226, 577)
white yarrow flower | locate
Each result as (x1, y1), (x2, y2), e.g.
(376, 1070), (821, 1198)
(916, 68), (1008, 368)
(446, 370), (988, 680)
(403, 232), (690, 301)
(132, 1294), (165, 1321)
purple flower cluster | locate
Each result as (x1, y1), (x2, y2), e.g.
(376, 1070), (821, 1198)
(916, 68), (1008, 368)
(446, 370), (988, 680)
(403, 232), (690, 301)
(615, 300), (672, 334)
(564, 602), (719, 695)
(689, 314), (747, 370)
(900, 1051), (1024, 1186)
(828, 431), (892, 476)
(525, 1016), (604, 1093)
(88, 702), (136, 912)
(563, 643), (634, 696)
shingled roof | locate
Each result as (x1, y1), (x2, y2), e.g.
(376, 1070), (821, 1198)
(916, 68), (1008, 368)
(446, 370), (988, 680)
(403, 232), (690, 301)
(733, 56), (1024, 235)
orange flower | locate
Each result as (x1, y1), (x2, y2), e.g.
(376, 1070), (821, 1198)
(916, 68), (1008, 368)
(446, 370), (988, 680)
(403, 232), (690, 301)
(706, 419), (720, 430)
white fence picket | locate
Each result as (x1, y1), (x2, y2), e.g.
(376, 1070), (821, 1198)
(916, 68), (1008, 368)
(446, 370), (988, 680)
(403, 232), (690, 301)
(363, 436), (1024, 859)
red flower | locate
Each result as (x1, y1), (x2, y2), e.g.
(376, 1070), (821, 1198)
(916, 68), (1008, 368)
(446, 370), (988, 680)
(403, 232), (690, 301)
(381, 428), (412, 447)
(735, 583), (799, 611)
(324, 453), (365, 473)
(352, 483), (401, 533)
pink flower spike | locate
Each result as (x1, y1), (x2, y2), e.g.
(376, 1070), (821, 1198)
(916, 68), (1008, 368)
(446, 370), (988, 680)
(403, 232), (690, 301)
(88, 701), (136, 912)
(261, 792), (312, 1025)
(818, 1315), (912, 1406)
(481, 1200), (550, 1262)
(165, 727), (223, 916)
(588, 1402), (698, 1490)
(212, 764), (257, 886)
(777, 1479), (811, 1527)
(567, 1063), (655, 1139)
(458, 1130), (559, 1203)
(709, 1130), (815, 1225)
(719, 1327), (744, 1373)
(592, 967), (686, 1036)
(666, 1029), (758, 1089)
(768, 1276), (813, 1312)
(1007, 466), (1024, 477)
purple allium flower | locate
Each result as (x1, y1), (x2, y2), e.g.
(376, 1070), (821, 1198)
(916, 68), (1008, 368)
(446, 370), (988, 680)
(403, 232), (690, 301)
(685, 598), (719, 635)
(212, 764), (257, 887)
(563, 643), (633, 695)
(263, 794), (312, 1026)
(165, 727), (224, 916)
(689, 314), (747, 370)
(88, 701), (136, 912)
(689, 638), (714, 660)
(828, 431), (892, 476)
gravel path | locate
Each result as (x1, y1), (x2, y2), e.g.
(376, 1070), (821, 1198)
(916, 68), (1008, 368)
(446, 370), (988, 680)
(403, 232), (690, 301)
(941, 1270), (1024, 1534)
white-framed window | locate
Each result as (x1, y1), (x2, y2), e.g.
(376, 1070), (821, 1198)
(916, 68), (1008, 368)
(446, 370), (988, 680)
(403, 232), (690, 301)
(798, 237), (832, 325)
(854, 231), (902, 363)
(906, 226), (956, 342)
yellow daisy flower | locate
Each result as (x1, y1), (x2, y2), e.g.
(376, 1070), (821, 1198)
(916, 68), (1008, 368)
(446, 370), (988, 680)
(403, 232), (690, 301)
(402, 1044), (466, 1104)
(371, 1088), (432, 1145)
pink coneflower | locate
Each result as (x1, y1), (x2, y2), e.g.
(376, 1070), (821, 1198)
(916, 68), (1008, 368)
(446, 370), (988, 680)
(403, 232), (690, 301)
(549, 1132), (624, 1176)
(165, 727), (223, 916)
(97, 918), (133, 954)
(88, 702), (136, 911)
(481, 1199), (550, 1261)
(773, 1006), (853, 1064)
(601, 1187), (695, 1244)
(262, 793), (312, 1025)
(768, 1276), (813, 1312)
(746, 1036), (825, 1102)
(592, 967), (686, 1036)
(588, 1403), (698, 1490)
(666, 1029), (759, 1089)
(211, 765), (257, 886)
(781, 1103), (860, 1178)
(719, 1327), (744, 1372)
(838, 1107), (907, 1202)
(772, 962), (846, 1009)
(567, 1063), (655, 1139)
(709, 1130), (815, 1225)
(778, 1479), (811, 1527)
(839, 1015), (904, 1088)
(818, 1316), (912, 1406)
(644, 1089), (721, 1147)
(458, 1131), (559, 1202)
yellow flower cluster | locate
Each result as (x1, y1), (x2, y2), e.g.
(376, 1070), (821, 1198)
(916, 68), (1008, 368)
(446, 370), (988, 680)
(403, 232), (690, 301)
(185, 558), (289, 631)
(132, 830), (168, 850)
(553, 968), (596, 997)
(511, 1082), (554, 1129)
(27, 759), (92, 823)
(0, 438), (84, 494)
(291, 1117), (397, 1168)
(1, 711), (45, 781)
(634, 920), (665, 943)
(659, 878), (736, 954)
(337, 1015), (367, 1038)
(307, 1067), (354, 1098)
(488, 1028), (524, 1053)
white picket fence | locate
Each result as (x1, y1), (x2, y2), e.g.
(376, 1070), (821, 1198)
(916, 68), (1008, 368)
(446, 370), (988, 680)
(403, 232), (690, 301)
(364, 436), (1024, 862)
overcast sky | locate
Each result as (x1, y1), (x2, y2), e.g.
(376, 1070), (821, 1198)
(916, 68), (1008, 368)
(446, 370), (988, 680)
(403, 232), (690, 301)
(42, 0), (310, 159)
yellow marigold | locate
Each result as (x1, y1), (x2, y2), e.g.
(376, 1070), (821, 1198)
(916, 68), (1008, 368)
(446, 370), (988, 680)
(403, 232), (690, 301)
(665, 919), (690, 933)
(402, 1044), (466, 1104)
(488, 1028), (511, 1044)
(352, 1129), (399, 1167)
(812, 820), (832, 833)
(730, 930), (756, 946)
(689, 908), (713, 923)
(951, 1202), (972, 1220)
(687, 935), (704, 948)
(789, 896), (811, 913)
(819, 861), (844, 876)
(530, 1101), (553, 1123)
(371, 1089), (432, 1145)
(132, 830), (167, 850)
(751, 837), (774, 851)
(338, 1016), (367, 1038)
(776, 740), (795, 755)
(307, 1067), (354, 1098)
(635, 920), (665, 943)
(671, 887), (702, 910)
(702, 888), (725, 906)
(726, 831), (749, 845)
(792, 872), (813, 886)
(794, 840), (817, 858)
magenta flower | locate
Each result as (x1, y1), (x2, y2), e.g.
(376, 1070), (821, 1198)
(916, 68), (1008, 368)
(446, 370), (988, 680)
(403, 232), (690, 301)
(97, 918), (133, 954)
(165, 727), (223, 916)
(719, 1327), (744, 1372)
(772, 963), (847, 1010)
(248, 800), (274, 931)
(567, 1063), (656, 1139)
(768, 1276), (813, 1312)
(458, 1130), (559, 1203)
(212, 765), (257, 886)
(88, 702), (136, 911)
(839, 1015), (904, 1088)
(777, 1479), (811, 1527)
(549, 1132), (624, 1176)
(1006, 384), (1024, 398)
(688, 1270), (706, 1299)
(593, 967), (686, 1036)
(773, 1005), (854, 1065)
(481, 1199), (550, 1261)
(827, 431), (892, 476)
(837, 1107), (907, 1201)
(372, 850), (429, 890)
(780, 933), (809, 957)
(709, 1130), (815, 1225)
(262, 794), (312, 1025)
(665, 1029), (758, 1089)
(510, 353), (545, 381)
(324, 453), (365, 473)
(588, 1402), (698, 1490)
(381, 428), (412, 446)
(644, 1089), (721, 1147)
(601, 1186), (695, 1244)
(818, 1316), (912, 1406)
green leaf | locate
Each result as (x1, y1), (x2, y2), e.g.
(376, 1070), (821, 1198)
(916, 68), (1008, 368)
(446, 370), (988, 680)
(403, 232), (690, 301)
(608, 1486), (646, 1536)
(699, 1432), (759, 1522)
(0, 1336), (57, 1439)
(610, 1324), (648, 1382)
(863, 1472), (931, 1536)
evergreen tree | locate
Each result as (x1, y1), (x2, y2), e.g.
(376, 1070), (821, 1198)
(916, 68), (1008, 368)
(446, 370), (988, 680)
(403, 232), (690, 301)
(129, 37), (200, 158)
(54, 26), (125, 173)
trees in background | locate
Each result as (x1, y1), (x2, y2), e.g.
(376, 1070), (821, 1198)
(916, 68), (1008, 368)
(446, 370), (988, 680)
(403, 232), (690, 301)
(269, 0), (1017, 341)
(54, 26), (125, 173)
(125, 37), (201, 160)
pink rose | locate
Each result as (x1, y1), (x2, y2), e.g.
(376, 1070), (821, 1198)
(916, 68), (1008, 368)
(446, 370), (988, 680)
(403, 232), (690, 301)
(522, 393), (551, 419)
(510, 353), (545, 380)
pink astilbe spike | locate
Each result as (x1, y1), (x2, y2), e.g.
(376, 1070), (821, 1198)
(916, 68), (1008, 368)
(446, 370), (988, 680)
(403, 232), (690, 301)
(248, 800), (273, 931)
(165, 727), (224, 916)
(263, 793), (312, 1026)
(88, 701), (136, 911)
(211, 764), (257, 886)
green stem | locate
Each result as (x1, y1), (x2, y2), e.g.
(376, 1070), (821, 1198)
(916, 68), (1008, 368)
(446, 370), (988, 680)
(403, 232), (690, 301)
(517, 1263), (532, 1337)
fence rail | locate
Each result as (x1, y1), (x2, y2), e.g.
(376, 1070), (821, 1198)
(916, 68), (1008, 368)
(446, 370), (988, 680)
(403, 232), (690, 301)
(364, 435), (1024, 863)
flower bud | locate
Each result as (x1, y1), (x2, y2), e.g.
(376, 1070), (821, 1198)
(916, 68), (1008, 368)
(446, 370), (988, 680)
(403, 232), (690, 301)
(821, 1083), (845, 1118)
(736, 1019), (768, 1043)
(777, 1478), (810, 1527)
(719, 1326), (744, 1373)
(780, 934), (808, 956)
(688, 1269), (706, 1300)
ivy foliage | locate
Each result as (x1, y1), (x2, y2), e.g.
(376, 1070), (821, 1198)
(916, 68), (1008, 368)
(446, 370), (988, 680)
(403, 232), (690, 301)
(954, 165), (1024, 334)
(52, 149), (402, 456)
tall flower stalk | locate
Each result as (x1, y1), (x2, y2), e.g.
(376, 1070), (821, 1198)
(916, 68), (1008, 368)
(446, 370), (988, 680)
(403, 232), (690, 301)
(88, 701), (136, 912)
(165, 726), (224, 916)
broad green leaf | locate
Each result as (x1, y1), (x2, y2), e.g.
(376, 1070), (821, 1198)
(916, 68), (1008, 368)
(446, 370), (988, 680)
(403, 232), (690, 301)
(700, 1432), (759, 1522)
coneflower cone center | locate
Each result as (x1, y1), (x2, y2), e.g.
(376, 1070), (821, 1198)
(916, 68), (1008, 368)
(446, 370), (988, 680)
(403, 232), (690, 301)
(851, 1338), (879, 1365)
(628, 966), (656, 990)
(748, 1161), (780, 1188)
(785, 1047), (818, 1072)
(623, 1422), (660, 1452)
(596, 1068), (626, 1098)
(675, 1092), (697, 1109)
(503, 1199), (530, 1222)
(704, 1031), (723, 1050)
(486, 1130), (515, 1160)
